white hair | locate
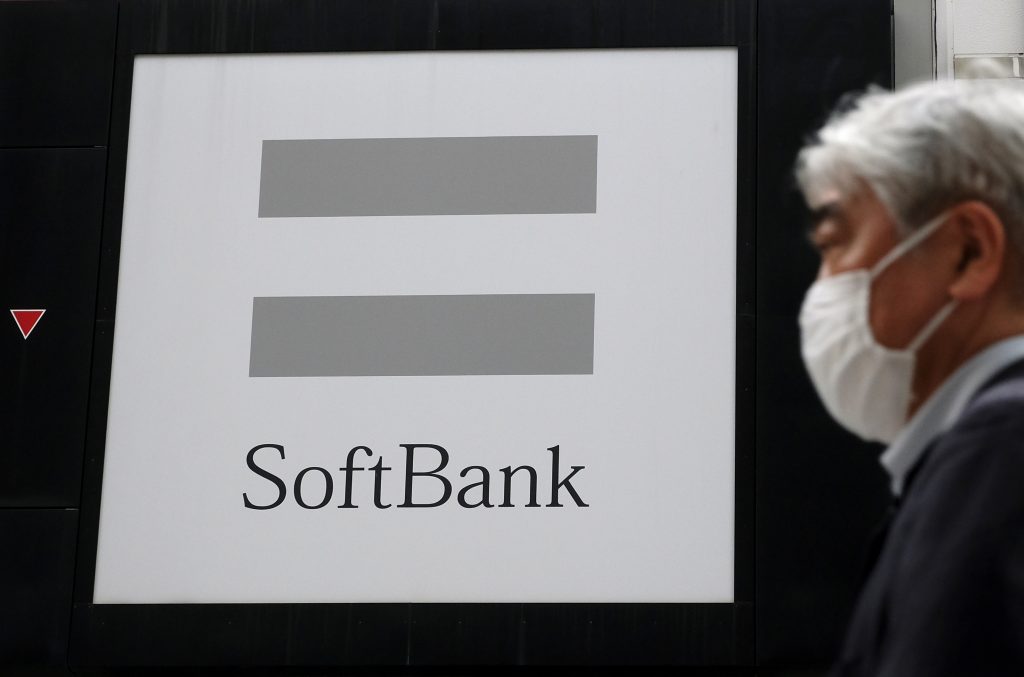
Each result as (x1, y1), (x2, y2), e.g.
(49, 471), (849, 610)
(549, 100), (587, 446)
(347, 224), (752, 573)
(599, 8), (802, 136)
(796, 75), (1024, 253)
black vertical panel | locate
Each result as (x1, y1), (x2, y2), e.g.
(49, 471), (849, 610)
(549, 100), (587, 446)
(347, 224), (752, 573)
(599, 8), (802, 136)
(0, 0), (116, 148)
(0, 508), (78, 670)
(755, 0), (893, 667)
(0, 149), (107, 507)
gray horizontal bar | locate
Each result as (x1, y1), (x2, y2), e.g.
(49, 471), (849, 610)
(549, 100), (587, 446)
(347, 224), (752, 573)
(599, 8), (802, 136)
(249, 294), (595, 377)
(258, 136), (597, 217)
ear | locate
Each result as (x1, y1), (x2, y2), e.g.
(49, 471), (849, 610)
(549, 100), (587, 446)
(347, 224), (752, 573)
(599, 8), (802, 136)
(947, 201), (1007, 302)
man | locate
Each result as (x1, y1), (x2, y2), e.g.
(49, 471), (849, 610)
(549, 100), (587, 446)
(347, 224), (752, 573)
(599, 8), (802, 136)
(795, 76), (1024, 676)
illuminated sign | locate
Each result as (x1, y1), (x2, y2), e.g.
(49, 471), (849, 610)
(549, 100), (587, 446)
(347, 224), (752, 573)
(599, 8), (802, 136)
(95, 49), (738, 604)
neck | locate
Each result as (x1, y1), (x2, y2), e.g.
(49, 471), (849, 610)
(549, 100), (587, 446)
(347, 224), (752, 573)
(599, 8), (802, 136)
(908, 299), (1024, 418)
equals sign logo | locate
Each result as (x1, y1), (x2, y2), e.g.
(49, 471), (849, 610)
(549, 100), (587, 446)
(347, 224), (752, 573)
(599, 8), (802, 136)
(10, 309), (45, 339)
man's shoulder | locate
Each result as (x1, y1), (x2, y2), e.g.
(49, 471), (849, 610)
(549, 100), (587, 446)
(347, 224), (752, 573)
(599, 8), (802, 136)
(958, 357), (1024, 429)
(909, 358), (1024, 517)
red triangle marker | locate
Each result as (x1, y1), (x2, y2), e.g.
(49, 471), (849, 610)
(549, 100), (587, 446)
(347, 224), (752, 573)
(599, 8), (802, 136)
(10, 309), (45, 339)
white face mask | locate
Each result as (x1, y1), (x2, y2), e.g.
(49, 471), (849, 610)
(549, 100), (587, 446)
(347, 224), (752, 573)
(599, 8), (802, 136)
(799, 213), (958, 443)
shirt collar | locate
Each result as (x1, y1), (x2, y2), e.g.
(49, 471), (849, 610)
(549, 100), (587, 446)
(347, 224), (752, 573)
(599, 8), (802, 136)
(881, 334), (1024, 496)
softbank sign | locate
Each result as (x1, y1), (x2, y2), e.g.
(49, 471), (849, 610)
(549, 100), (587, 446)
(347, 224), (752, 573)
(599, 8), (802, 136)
(95, 49), (738, 604)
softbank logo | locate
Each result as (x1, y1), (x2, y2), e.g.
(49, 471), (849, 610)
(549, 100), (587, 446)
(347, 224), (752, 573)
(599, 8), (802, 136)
(243, 444), (588, 510)
(242, 137), (597, 511)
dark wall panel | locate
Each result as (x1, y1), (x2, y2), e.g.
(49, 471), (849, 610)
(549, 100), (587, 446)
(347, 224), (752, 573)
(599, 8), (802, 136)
(0, 0), (894, 672)
(111, 0), (745, 53)
(0, 149), (107, 507)
(0, 0), (116, 148)
(755, 0), (894, 667)
(0, 509), (78, 669)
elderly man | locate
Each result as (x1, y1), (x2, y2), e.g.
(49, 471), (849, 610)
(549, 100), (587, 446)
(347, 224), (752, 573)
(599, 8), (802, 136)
(796, 77), (1024, 676)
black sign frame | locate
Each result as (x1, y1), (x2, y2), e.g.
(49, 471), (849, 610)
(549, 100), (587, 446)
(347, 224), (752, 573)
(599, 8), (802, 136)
(71, 0), (756, 667)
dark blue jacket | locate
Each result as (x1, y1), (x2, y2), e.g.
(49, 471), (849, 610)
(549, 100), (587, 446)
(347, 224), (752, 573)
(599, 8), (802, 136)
(833, 360), (1024, 676)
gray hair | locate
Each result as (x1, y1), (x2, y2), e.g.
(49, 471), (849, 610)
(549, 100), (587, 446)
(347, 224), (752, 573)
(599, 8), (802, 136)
(795, 75), (1024, 254)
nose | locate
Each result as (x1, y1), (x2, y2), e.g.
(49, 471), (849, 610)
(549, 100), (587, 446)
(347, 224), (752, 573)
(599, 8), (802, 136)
(816, 260), (831, 281)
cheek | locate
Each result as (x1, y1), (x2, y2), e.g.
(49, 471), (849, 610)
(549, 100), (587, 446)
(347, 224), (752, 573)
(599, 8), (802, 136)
(868, 267), (946, 349)
(870, 300), (911, 349)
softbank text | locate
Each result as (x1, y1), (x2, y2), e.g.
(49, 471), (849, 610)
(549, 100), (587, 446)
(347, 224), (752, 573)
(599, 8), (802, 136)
(243, 443), (589, 510)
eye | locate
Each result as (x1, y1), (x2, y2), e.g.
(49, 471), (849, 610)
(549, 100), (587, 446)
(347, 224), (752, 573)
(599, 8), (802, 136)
(806, 215), (845, 255)
(806, 225), (833, 253)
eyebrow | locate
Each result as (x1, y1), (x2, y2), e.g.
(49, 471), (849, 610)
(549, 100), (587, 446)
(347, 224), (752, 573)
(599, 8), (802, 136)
(807, 201), (842, 226)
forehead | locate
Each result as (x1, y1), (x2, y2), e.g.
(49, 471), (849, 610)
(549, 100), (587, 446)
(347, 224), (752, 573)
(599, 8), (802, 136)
(807, 185), (894, 228)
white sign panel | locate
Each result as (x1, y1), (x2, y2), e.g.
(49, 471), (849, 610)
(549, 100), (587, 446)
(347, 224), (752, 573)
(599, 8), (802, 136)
(95, 48), (738, 603)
